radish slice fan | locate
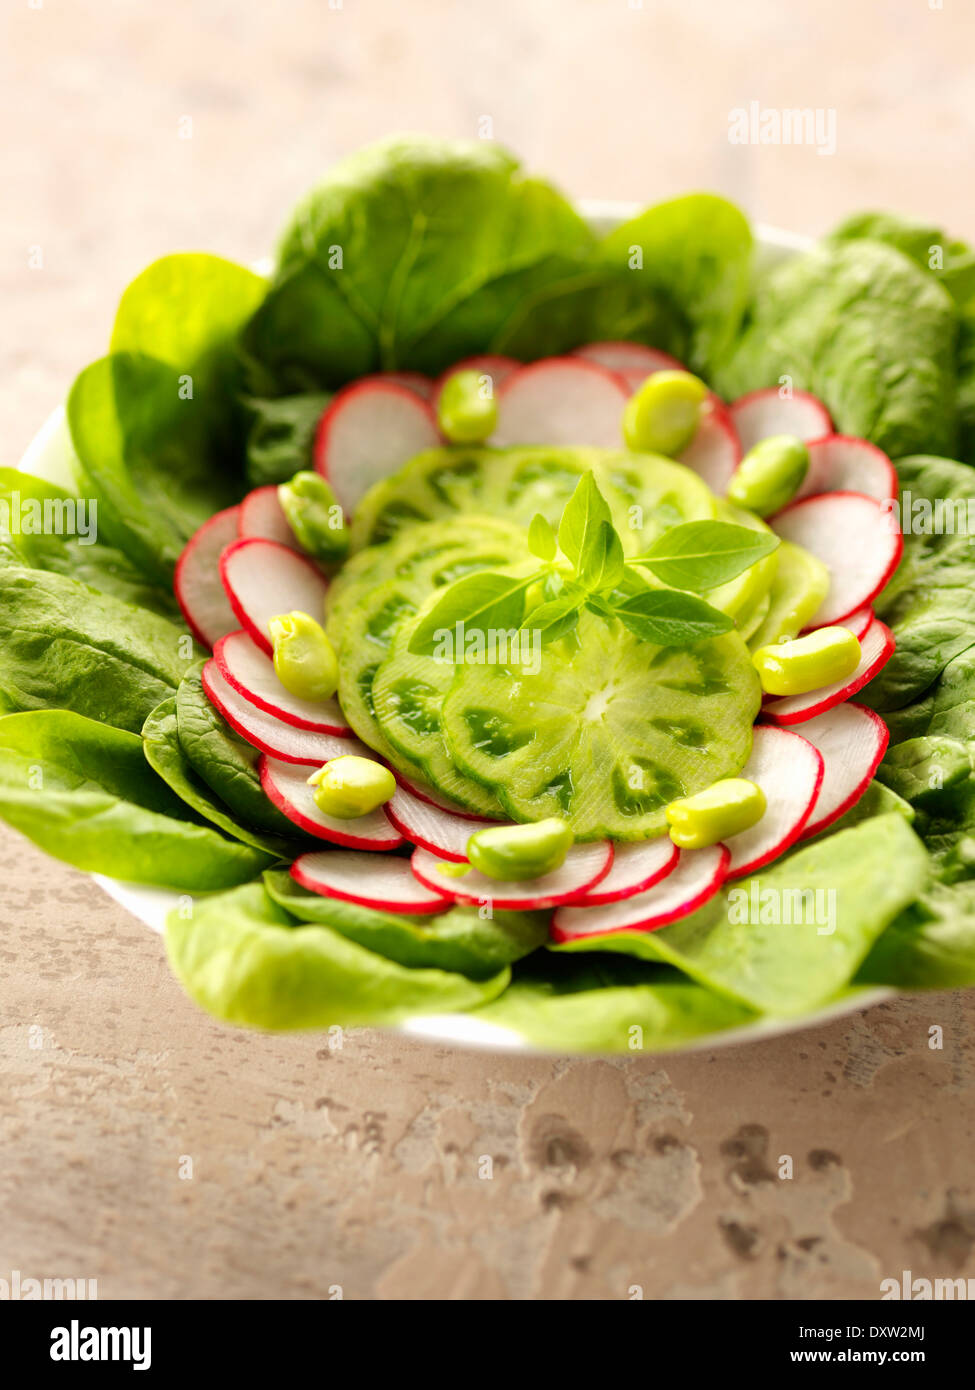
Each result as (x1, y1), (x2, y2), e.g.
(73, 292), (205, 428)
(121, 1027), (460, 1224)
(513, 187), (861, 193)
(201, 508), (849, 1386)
(794, 703), (890, 839)
(678, 406), (742, 494)
(174, 505), (240, 649)
(203, 662), (358, 764)
(314, 380), (441, 513)
(410, 841), (614, 910)
(291, 850), (450, 913)
(385, 786), (499, 862)
(762, 617), (895, 725)
(571, 341), (687, 376)
(571, 837), (679, 906)
(214, 630), (350, 735)
(796, 436), (898, 504)
(260, 757), (403, 849)
(723, 725), (823, 878)
(238, 486), (300, 549)
(551, 844), (728, 939)
(730, 389), (832, 450)
(220, 538), (330, 657)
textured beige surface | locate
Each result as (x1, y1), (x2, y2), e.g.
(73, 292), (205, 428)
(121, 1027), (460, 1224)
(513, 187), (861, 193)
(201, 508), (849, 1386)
(2, 0), (975, 1301)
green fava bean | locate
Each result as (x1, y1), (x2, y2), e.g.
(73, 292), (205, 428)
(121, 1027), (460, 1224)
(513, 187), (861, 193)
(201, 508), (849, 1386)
(665, 778), (766, 850)
(437, 369), (499, 444)
(278, 471), (349, 562)
(467, 817), (573, 882)
(622, 370), (707, 457)
(727, 435), (809, 517)
(268, 611), (339, 701)
(309, 755), (395, 819)
(752, 626), (861, 696)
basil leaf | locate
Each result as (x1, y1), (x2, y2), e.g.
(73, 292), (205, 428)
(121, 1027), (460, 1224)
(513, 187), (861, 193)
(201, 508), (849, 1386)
(613, 588), (734, 646)
(557, 472), (612, 571)
(632, 520), (779, 592)
(407, 571), (537, 657)
(521, 595), (581, 643)
(578, 519), (625, 592)
(527, 512), (558, 561)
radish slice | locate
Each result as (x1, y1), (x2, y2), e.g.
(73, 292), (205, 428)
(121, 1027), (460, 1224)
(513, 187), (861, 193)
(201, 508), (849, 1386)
(771, 492), (902, 626)
(678, 405), (742, 494)
(796, 435), (898, 504)
(213, 630), (351, 736)
(762, 617), (895, 725)
(491, 358), (628, 448)
(174, 506), (240, 649)
(393, 770), (491, 822)
(572, 341), (687, 376)
(202, 661), (359, 765)
(260, 757), (403, 849)
(723, 725), (823, 878)
(551, 844), (728, 940)
(805, 605), (873, 641)
(795, 703), (890, 839)
(291, 850), (449, 913)
(313, 380), (441, 514)
(385, 786), (498, 862)
(571, 837), (679, 906)
(731, 389), (832, 451)
(410, 841), (614, 910)
(219, 538), (330, 656)
(363, 371), (435, 401)
(238, 486), (299, 550)
(433, 355), (519, 404)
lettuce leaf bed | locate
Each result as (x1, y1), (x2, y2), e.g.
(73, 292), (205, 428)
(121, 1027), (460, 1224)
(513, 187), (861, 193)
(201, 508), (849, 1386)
(4, 136), (975, 1051)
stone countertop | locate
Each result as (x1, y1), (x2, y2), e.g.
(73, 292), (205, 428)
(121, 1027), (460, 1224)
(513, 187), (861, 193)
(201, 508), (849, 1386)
(2, 0), (974, 1301)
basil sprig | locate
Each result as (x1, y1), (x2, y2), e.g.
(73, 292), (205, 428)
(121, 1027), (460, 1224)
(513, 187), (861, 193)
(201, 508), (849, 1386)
(408, 473), (777, 658)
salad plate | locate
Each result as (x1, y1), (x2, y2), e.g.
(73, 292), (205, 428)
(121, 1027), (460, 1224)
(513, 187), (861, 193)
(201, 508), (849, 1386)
(5, 138), (973, 1054)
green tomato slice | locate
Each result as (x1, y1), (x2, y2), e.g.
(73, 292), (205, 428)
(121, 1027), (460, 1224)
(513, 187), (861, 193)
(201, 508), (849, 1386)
(441, 610), (761, 840)
(747, 539), (831, 650)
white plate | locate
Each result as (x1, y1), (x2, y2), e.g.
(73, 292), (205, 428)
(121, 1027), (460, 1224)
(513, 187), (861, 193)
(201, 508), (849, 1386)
(14, 208), (893, 1053)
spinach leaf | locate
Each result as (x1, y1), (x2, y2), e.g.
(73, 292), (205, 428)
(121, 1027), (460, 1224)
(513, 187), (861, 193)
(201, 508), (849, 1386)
(714, 239), (959, 459)
(241, 135), (595, 389)
(143, 699), (293, 858)
(241, 392), (331, 489)
(0, 467), (178, 618)
(474, 952), (755, 1052)
(556, 815), (929, 1016)
(174, 661), (299, 837)
(830, 211), (975, 308)
(0, 566), (197, 733)
(68, 352), (242, 583)
(264, 869), (546, 979)
(858, 879), (975, 990)
(0, 710), (273, 889)
(165, 881), (510, 1029)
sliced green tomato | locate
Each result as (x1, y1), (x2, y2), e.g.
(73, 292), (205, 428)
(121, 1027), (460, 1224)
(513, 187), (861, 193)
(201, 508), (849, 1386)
(440, 610), (761, 841)
(335, 578), (425, 770)
(371, 593), (511, 817)
(747, 539), (831, 650)
(350, 446), (715, 556)
(738, 591), (772, 643)
(706, 499), (779, 621)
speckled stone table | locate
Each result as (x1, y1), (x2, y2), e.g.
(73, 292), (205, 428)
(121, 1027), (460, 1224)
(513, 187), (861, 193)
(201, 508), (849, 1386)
(2, 0), (974, 1300)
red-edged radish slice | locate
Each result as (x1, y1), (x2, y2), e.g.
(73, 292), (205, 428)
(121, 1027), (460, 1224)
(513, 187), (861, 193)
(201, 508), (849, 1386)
(371, 371), (435, 401)
(385, 785), (498, 862)
(796, 435), (898, 504)
(432, 355), (519, 404)
(551, 844), (728, 940)
(174, 506), (240, 649)
(678, 405), (742, 494)
(393, 770), (491, 822)
(572, 341), (687, 376)
(723, 724), (823, 878)
(410, 841), (614, 911)
(762, 617), (895, 726)
(771, 492), (902, 626)
(238, 486), (299, 549)
(731, 389), (832, 451)
(202, 661), (359, 765)
(805, 605), (873, 641)
(313, 380), (441, 514)
(259, 756), (403, 849)
(794, 703), (890, 840)
(213, 630), (351, 736)
(219, 537), (330, 656)
(291, 850), (449, 913)
(491, 358), (628, 448)
(571, 837), (679, 906)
